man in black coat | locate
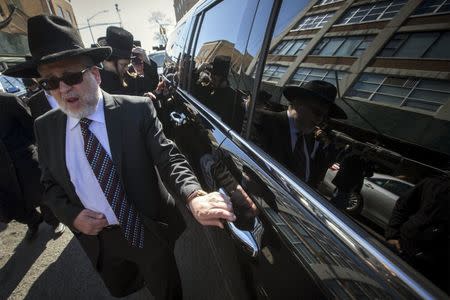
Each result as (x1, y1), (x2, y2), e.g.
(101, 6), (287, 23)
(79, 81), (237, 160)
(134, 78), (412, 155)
(98, 27), (158, 96)
(5, 15), (236, 299)
(0, 92), (43, 238)
(255, 80), (347, 188)
(385, 174), (449, 293)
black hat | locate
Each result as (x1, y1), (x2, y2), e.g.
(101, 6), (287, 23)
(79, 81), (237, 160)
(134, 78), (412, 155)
(284, 80), (347, 119)
(105, 26), (134, 59)
(212, 55), (231, 77)
(3, 15), (111, 78)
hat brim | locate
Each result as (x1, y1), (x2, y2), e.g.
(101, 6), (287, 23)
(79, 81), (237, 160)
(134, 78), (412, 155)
(3, 47), (111, 78)
(109, 48), (132, 60)
(283, 86), (347, 119)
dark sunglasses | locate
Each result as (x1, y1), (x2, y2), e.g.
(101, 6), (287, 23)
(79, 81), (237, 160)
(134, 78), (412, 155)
(39, 67), (91, 91)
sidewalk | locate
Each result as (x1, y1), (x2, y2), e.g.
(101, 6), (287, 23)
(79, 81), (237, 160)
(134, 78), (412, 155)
(0, 221), (150, 300)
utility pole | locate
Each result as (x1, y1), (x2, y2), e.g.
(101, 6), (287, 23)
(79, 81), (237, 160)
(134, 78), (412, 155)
(115, 4), (123, 28)
(87, 10), (108, 43)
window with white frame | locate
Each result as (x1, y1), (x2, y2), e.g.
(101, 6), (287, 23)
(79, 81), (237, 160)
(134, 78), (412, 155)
(312, 35), (374, 57)
(346, 73), (450, 112)
(292, 12), (335, 30)
(271, 39), (310, 55)
(262, 64), (288, 82)
(315, 0), (342, 6)
(336, 0), (406, 25)
(379, 31), (450, 59)
(288, 67), (347, 86)
(412, 0), (450, 16)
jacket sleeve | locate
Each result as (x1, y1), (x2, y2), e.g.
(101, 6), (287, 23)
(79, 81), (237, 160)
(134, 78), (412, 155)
(142, 100), (202, 202)
(385, 182), (422, 240)
(34, 119), (83, 231)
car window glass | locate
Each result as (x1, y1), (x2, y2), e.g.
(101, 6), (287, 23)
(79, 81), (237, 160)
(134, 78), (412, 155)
(367, 177), (387, 187)
(189, 0), (253, 132)
(247, 0), (450, 292)
(382, 180), (412, 196)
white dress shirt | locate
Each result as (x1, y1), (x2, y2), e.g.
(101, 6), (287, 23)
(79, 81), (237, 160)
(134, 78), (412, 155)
(44, 91), (59, 109)
(65, 96), (119, 225)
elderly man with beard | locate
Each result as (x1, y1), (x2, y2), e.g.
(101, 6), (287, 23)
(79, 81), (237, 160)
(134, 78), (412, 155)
(5, 15), (236, 299)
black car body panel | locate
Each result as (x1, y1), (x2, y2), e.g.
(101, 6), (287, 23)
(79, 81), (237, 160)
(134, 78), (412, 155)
(162, 0), (449, 299)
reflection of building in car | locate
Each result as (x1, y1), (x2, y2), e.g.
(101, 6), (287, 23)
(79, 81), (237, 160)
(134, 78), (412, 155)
(320, 165), (415, 228)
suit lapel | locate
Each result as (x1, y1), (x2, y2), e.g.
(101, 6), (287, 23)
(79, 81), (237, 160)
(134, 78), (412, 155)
(103, 91), (123, 175)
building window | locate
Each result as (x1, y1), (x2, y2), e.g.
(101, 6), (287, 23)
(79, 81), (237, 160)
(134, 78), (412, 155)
(262, 64), (288, 82)
(271, 39), (310, 55)
(312, 35), (374, 57)
(292, 12), (335, 30)
(56, 5), (64, 18)
(336, 0), (406, 25)
(412, 0), (450, 16)
(379, 31), (450, 59)
(346, 73), (450, 113)
(288, 67), (347, 86)
(315, 0), (342, 6)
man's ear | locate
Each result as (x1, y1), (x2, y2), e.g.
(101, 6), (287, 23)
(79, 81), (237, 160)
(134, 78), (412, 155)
(91, 67), (102, 85)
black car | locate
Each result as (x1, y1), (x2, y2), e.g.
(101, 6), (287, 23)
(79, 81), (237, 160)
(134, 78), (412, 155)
(160, 0), (449, 299)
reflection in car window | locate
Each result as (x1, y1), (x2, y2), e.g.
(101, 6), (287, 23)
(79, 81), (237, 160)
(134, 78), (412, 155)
(189, 0), (254, 132)
(382, 180), (411, 196)
(246, 0), (450, 293)
(367, 177), (387, 187)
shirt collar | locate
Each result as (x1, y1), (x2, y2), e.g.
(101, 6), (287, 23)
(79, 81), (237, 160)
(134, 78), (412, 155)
(68, 93), (105, 130)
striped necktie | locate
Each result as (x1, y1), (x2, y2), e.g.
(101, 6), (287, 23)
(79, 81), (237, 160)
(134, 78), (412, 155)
(79, 118), (144, 248)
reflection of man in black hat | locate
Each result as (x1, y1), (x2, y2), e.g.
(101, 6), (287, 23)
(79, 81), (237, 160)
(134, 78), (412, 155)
(4, 15), (236, 299)
(257, 80), (347, 188)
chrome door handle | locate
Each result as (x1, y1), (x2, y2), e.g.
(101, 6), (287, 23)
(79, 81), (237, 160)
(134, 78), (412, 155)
(219, 188), (263, 258)
(169, 111), (186, 126)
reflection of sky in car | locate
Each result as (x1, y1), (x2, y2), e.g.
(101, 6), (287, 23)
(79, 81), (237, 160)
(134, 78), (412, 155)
(194, 0), (247, 56)
(247, 0), (309, 57)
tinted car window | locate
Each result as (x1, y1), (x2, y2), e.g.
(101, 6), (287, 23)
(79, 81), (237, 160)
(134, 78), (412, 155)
(246, 0), (449, 293)
(366, 177), (387, 187)
(382, 180), (412, 196)
(189, 0), (254, 131)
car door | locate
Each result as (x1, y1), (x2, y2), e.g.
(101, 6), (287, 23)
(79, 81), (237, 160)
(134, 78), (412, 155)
(162, 0), (448, 299)
(361, 177), (392, 227)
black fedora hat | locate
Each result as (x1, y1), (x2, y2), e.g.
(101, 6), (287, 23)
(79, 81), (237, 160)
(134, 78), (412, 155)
(105, 26), (134, 59)
(3, 15), (111, 78)
(283, 80), (347, 119)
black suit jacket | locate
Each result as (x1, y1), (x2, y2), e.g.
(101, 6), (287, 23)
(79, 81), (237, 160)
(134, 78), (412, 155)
(256, 110), (335, 188)
(27, 90), (52, 121)
(0, 93), (40, 221)
(34, 91), (201, 240)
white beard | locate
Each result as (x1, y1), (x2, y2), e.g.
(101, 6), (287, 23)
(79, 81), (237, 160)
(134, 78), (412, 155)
(60, 98), (97, 119)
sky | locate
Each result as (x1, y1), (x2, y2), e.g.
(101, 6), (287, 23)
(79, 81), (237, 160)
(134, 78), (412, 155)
(71, 0), (176, 53)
